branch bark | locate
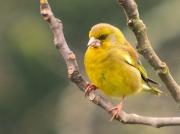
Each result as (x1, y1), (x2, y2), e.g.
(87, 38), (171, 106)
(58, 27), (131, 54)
(118, 0), (180, 103)
(39, 0), (180, 128)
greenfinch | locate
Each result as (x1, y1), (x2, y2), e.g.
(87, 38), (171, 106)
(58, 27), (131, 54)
(84, 23), (161, 120)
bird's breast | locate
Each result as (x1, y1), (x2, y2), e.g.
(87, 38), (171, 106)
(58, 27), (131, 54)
(84, 47), (142, 97)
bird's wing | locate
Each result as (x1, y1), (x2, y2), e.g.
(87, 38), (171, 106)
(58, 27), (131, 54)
(136, 60), (159, 85)
(121, 44), (163, 95)
(121, 42), (159, 85)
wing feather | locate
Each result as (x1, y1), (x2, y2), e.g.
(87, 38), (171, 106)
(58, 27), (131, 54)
(121, 42), (159, 85)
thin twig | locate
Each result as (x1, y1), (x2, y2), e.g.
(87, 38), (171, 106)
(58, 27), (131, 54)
(118, 0), (180, 103)
(39, 0), (180, 128)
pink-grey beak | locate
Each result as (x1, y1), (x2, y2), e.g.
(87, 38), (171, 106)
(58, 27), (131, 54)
(87, 37), (101, 47)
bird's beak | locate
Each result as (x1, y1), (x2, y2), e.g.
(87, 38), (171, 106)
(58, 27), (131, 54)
(87, 37), (101, 47)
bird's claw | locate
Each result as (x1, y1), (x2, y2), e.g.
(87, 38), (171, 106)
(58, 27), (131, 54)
(109, 104), (122, 121)
(85, 83), (96, 97)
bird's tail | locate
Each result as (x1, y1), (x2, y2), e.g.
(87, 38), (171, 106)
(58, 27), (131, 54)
(142, 84), (163, 96)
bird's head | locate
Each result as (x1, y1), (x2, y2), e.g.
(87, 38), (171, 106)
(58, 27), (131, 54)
(87, 23), (126, 48)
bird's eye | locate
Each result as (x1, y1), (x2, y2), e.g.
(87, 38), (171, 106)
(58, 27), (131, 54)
(98, 34), (107, 40)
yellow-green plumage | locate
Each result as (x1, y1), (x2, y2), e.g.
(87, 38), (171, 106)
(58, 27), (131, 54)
(84, 23), (161, 98)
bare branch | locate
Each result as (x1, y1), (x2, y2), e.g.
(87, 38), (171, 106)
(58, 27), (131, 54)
(117, 0), (180, 103)
(39, 0), (180, 128)
(40, 0), (85, 91)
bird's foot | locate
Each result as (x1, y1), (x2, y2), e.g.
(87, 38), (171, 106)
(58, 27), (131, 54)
(109, 103), (122, 121)
(85, 83), (96, 97)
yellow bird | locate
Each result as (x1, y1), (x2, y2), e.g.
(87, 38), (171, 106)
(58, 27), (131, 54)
(84, 23), (162, 120)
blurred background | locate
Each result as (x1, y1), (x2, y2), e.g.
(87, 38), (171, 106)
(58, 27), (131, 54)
(0, 0), (180, 134)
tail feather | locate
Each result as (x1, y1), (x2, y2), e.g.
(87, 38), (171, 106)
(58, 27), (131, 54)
(142, 84), (163, 96)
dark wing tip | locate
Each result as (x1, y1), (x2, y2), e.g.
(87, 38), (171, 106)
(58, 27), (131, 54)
(147, 78), (161, 86)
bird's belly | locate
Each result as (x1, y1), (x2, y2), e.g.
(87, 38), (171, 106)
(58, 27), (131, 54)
(86, 60), (142, 97)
